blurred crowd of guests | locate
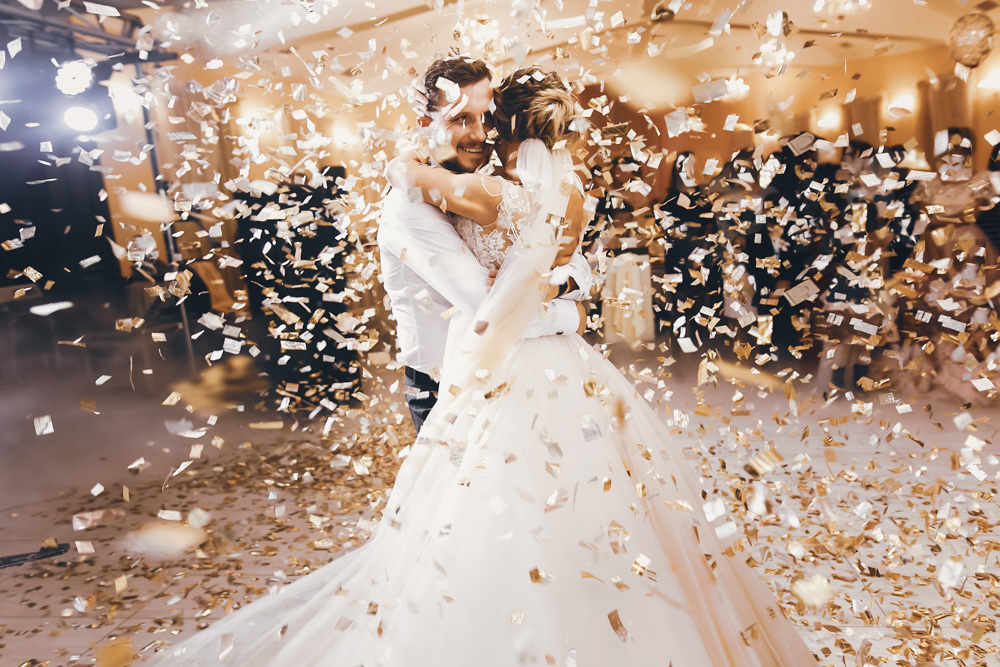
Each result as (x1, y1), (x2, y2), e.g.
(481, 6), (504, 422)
(125, 169), (364, 415)
(587, 128), (1000, 401)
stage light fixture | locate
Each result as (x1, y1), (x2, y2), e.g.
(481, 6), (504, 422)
(63, 106), (99, 133)
(55, 60), (94, 96)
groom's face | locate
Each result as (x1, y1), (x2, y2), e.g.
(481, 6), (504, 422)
(439, 78), (493, 174)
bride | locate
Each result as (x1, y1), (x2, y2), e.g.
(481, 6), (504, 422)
(150, 68), (818, 666)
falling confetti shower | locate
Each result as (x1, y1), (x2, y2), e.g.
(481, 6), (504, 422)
(1, 0), (1000, 665)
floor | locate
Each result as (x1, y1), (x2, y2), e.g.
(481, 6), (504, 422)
(1, 317), (999, 666)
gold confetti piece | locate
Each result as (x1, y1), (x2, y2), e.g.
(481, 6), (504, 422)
(94, 637), (132, 667)
(529, 567), (554, 584)
(631, 553), (652, 577)
(663, 500), (693, 511)
(162, 391), (183, 406)
(608, 610), (630, 642)
(744, 448), (784, 478)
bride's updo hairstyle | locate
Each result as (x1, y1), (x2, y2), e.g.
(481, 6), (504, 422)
(492, 67), (585, 151)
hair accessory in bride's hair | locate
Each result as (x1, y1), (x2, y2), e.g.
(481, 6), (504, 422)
(493, 67), (586, 150)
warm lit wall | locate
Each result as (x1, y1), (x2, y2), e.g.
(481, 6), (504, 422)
(150, 58), (369, 185)
(100, 37), (1000, 245)
(95, 65), (165, 278)
(97, 54), (379, 276)
(596, 43), (1000, 196)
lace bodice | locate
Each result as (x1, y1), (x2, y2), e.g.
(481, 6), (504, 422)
(454, 179), (530, 273)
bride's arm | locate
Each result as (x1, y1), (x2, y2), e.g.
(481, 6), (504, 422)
(385, 154), (503, 226)
(546, 191), (589, 298)
(553, 191), (587, 267)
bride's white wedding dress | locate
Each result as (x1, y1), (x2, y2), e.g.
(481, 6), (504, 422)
(151, 141), (817, 666)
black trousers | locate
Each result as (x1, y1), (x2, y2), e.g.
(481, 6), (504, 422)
(404, 366), (439, 433)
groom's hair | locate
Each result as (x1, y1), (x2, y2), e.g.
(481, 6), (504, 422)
(423, 57), (491, 113)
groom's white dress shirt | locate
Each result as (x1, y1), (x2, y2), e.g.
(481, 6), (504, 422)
(379, 188), (588, 377)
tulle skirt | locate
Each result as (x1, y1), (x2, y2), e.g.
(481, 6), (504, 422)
(149, 334), (817, 666)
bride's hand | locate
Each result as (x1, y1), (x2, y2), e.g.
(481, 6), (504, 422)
(542, 282), (561, 302)
(384, 150), (430, 188)
(407, 76), (430, 122)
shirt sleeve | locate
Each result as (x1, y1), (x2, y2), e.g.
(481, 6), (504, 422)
(522, 299), (580, 338)
(381, 191), (489, 318)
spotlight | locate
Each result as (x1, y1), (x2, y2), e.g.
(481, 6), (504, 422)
(55, 60), (94, 96)
(63, 106), (99, 133)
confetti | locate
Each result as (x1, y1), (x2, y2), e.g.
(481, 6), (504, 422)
(83, 1), (119, 16)
(33, 415), (53, 435)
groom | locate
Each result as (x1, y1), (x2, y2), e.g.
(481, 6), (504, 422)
(378, 56), (591, 432)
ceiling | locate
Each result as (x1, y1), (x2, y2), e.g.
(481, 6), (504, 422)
(10, 0), (1000, 108)
(132, 0), (998, 98)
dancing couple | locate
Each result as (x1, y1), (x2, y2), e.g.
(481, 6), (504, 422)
(151, 56), (818, 665)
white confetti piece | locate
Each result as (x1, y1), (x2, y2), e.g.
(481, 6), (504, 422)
(791, 575), (833, 606)
(971, 377), (994, 392)
(83, 1), (120, 16)
(953, 412), (973, 431)
(937, 559), (963, 590)
(703, 498), (725, 522)
(34, 415), (53, 435)
(714, 521), (737, 539)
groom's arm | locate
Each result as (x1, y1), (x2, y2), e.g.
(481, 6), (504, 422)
(381, 192), (489, 317)
(382, 191), (579, 334)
